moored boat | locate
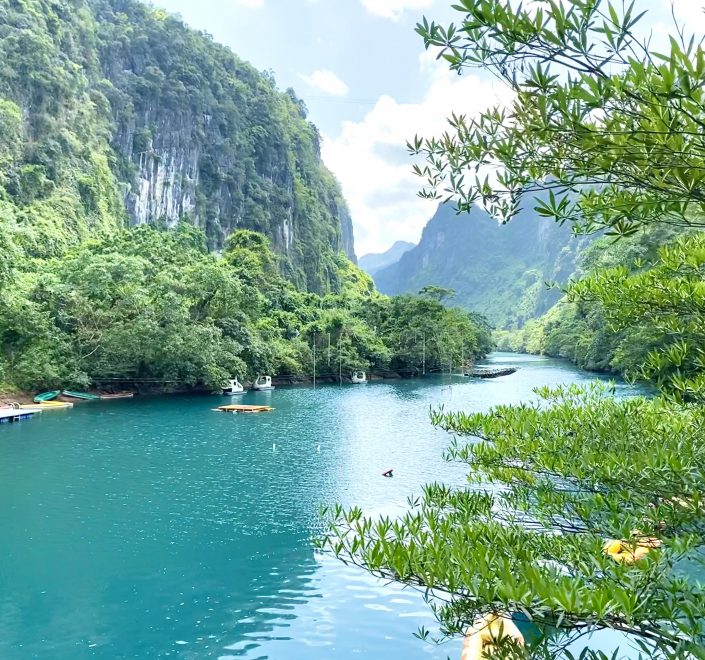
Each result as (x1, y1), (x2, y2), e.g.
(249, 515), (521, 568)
(222, 378), (245, 395)
(20, 401), (73, 410)
(62, 390), (101, 400)
(465, 367), (517, 379)
(99, 392), (134, 400)
(33, 390), (61, 403)
(351, 370), (368, 384)
(252, 375), (275, 391)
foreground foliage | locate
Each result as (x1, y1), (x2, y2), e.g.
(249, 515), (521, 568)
(568, 234), (705, 401)
(320, 385), (705, 657)
(323, 1), (705, 657)
(410, 0), (705, 238)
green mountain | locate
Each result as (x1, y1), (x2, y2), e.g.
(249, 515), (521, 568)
(373, 203), (591, 327)
(359, 240), (415, 276)
(0, 0), (355, 292)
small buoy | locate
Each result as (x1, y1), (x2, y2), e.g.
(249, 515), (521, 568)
(317, 444), (321, 452)
(272, 443), (276, 452)
(603, 537), (658, 564)
(461, 613), (524, 660)
(382, 468), (394, 478)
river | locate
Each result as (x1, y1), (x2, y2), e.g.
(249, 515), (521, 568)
(0, 354), (642, 659)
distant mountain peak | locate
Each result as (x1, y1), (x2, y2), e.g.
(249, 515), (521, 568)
(359, 240), (416, 276)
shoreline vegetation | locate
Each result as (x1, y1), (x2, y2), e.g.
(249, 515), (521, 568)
(493, 224), (694, 381)
(320, 1), (705, 657)
(1, 225), (492, 397)
(0, 366), (473, 406)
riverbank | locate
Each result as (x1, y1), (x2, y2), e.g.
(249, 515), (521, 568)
(0, 389), (34, 406)
(493, 329), (625, 378)
(0, 367), (458, 406)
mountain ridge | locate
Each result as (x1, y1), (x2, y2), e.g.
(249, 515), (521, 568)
(359, 240), (415, 276)
(373, 203), (591, 327)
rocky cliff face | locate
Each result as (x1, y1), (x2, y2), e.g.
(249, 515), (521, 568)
(0, 0), (355, 292)
(95, 0), (356, 290)
(374, 203), (591, 327)
(114, 111), (199, 227)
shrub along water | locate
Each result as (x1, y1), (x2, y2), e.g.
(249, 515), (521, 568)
(321, 1), (705, 657)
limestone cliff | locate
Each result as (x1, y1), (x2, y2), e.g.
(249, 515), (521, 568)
(0, 0), (355, 293)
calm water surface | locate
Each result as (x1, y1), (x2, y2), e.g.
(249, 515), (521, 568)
(0, 354), (641, 659)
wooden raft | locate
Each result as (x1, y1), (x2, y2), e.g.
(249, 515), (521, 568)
(214, 404), (273, 414)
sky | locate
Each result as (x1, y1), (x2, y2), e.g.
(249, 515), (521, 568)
(152, 0), (705, 257)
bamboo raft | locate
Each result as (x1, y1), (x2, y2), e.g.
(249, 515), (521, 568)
(214, 404), (273, 414)
(466, 367), (518, 379)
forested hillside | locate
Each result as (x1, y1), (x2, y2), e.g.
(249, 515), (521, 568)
(0, 224), (491, 392)
(495, 224), (694, 375)
(373, 203), (590, 326)
(0, 0), (496, 393)
(0, 0), (354, 292)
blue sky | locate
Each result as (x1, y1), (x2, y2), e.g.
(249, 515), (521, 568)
(152, 0), (702, 256)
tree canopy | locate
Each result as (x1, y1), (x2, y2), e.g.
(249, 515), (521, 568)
(0, 225), (491, 393)
(410, 0), (705, 237)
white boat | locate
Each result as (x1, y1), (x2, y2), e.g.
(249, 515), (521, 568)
(252, 375), (275, 391)
(222, 378), (245, 395)
(351, 370), (368, 384)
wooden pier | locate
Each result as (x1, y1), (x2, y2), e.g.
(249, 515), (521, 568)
(466, 367), (518, 379)
(214, 404), (273, 414)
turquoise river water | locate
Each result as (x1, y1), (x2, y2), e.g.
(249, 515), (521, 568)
(0, 354), (642, 659)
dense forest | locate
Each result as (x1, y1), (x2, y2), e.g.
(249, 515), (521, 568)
(495, 223), (693, 379)
(0, 224), (491, 392)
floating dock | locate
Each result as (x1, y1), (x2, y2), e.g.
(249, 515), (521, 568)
(215, 404), (273, 414)
(0, 408), (41, 424)
(466, 367), (518, 379)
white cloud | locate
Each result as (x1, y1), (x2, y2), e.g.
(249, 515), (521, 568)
(361, 0), (434, 21)
(234, 0), (264, 6)
(323, 55), (512, 255)
(661, 1), (705, 34)
(299, 69), (350, 96)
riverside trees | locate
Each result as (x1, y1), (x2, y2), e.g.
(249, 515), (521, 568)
(0, 225), (491, 392)
(321, 2), (705, 657)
